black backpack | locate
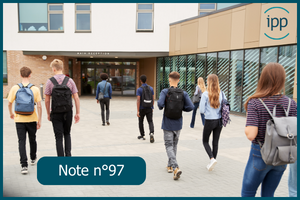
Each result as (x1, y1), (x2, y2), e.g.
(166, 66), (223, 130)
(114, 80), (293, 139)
(50, 76), (72, 113)
(164, 88), (184, 119)
(141, 85), (153, 108)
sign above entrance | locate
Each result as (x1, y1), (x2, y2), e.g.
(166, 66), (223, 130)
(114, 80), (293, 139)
(77, 52), (110, 55)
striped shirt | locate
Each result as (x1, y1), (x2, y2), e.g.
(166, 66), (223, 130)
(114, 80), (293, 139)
(246, 95), (297, 145)
(44, 74), (78, 95)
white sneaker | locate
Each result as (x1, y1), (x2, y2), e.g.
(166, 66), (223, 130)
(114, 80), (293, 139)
(21, 167), (28, 174)
(31, 158), (37, 165)
(207, 159), (217, 171)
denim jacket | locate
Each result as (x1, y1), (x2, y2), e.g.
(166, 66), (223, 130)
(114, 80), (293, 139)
(95, 80), (112, 99)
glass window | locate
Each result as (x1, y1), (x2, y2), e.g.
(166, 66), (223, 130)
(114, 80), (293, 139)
(178, 56), (186, 90)
(242, 49), (260, 113)
(3, 51), (7, 84)
(279, 45), (297, 98)
(186, 55), (196, 97)
(19, 3), (48, 31)
(136, 3), (154, 31)
(217, 51), (230, 97)
(68, 59), (73, 78)
(196, 54), (206, 82)
(217, 3), (240, 10)
(206, 53), (217, 79)
(48, 4), (63, 31)
(229, 50), (244, 113)
(200, 3), (215, 9)
(156, 57), (164, 98)
(260, 47), (278, 73)
(76, 4), (91, 31)
(198, 3), (216, 16)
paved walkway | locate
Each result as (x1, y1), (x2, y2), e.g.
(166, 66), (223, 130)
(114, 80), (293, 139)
(3, 97), (289, 197)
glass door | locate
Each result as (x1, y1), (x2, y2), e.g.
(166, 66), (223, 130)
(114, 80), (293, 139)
(109, 68), (123, 95)
(82, 68), (95, 95)
(122, 69), (136, 95)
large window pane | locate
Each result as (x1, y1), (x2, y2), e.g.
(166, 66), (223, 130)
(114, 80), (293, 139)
(186, 55), (196, 97)
(76, 14), (91, 30)
(200, 3), (215, 9)
(171, 56), (177, 72)
(206, 53), (217, 82)
(178, 56), (186, 90)
(76, 5), (90, 10)
(156, 57), (164, 98)
(19, 3), (48, 31)
(260, 47), (278, 73)
(217, 3), (240, 10)
(196, 54), (206, 81)
(138, 4), (153, 10)
(217, 51), (230, 97)
(49, 5), (63, 10)
(242, 49), (260, 113)
(164, 57), (171, 89)
(49, 14), (63, 30)
(279, 45), (297, 99)
(3, 52), (7, 84)
(137, 13), (152, 30)
(229, 50), (243, 113)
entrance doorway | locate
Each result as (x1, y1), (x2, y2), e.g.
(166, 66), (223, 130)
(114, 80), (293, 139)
(81, 63), (136, 96)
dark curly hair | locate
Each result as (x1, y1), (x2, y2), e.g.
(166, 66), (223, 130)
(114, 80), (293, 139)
(100, 73), (108, 80)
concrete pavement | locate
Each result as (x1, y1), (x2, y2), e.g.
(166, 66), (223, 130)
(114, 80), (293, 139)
(3, 96), (290, 197)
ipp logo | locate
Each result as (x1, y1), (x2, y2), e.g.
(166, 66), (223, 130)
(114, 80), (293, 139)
(264, 7), (289, 40)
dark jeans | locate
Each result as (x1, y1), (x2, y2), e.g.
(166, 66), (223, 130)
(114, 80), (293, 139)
(241, 143), (286, 197)
(202, 119), (222, 159)
(138, 108), (154, 136)
(190, 101), (205, 127)
(51, 110), (73, 157)
(16, 122), (37, 167)
(100, 98), (110, 123)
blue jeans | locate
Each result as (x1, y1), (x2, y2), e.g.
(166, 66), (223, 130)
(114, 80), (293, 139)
(190, 101), (205, 128)
(288, 160), (297, 197)
(241, 143), (286, 197)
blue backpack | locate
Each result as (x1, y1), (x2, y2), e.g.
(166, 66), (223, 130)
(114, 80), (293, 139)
(15, 83), (35, 115)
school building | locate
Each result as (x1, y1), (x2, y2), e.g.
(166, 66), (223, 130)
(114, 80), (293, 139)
(3, 3), (297, 114)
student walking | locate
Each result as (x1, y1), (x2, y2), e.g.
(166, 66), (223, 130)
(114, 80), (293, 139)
(136, 75), (155, 143)
(7, 67), (42, 174)
(241, 63), (297, 197)
(45, 59), (80, 157)
(157, 72), (194, 180)
(95, 73), (112, 126)
(190, 77), (206, 128)
(199, 74), (226, 171)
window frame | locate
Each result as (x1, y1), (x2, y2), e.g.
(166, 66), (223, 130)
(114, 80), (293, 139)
(198, 3), (216, 16)
(136, 3), (154, 32)
(3, 51), (8, 85)
(75, 3), (92, 33)
(48, 3), (64, 32)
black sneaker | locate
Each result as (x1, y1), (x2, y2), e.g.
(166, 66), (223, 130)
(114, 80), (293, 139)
(31, 158), (37, 165)
(137, 136), (146, 140)
(102, 123), (105, 126)
(21, 167), (28, 174)
(150, 133), (155, 143)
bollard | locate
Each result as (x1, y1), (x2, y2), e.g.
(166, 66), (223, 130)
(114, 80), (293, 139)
(40, 83), (44, 101)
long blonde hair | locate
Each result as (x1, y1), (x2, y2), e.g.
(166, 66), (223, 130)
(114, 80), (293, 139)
(197, 77), (206, 93)
(207, 74), (220, 109)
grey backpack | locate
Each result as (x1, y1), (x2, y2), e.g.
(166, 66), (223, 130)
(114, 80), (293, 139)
(258, 98), (297, 166)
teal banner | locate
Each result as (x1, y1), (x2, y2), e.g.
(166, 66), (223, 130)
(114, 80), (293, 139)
(37, 157), (146, 185)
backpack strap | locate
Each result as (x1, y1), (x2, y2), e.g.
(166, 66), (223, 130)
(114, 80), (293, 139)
(258, 98), (274, 120)
(287, 98), (291, 116)
(17, 83), (23, 88)
(61, 76), (70, 86)
(50, 77), (59, 86)
(27, 83), (34, 88)
(272, 104), (288, 117)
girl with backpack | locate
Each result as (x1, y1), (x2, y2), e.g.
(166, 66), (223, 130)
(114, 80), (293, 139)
(190, 77), (206, 128)
(242, 63), (297, 197)
(199, 74), (226, 171)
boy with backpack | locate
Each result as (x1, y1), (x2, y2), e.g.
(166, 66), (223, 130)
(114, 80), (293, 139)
(44, 59), (80, 157)
(136, 75), (155, 143)
(157, 72), (194, 180)
(7, 67), (42, 174)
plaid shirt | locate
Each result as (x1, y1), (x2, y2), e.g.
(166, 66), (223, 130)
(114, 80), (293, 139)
(44, 74), (78, 95)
